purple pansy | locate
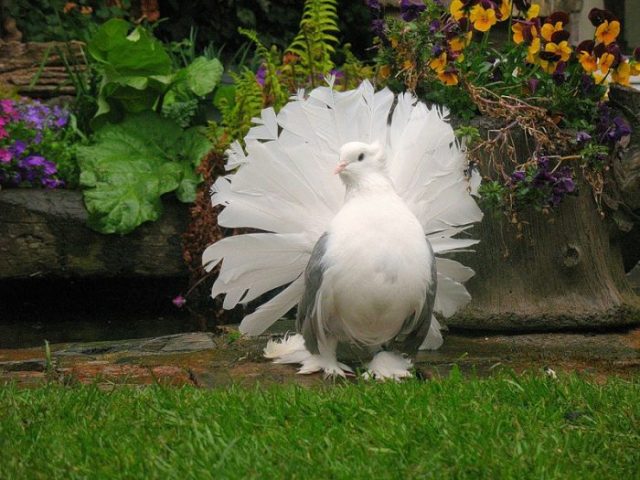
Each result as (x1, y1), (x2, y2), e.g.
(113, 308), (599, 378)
(371, 18), (386, 38)
(400, 0), (426, 22)
(576, 131), (592, 143)
(367, 0), (381, 11)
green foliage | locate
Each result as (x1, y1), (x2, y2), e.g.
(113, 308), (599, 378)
(87, 19), (223, 126)
(286, 0), (339, 74)
(1, 373), (639, 478)
(6, 0), (131, 42)
(76, 113), (212, 234)
(211, 70), (264, 147)
(214, 0), (372, 150)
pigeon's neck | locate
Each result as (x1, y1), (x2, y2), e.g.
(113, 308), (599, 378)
(343, 171), (396, 200)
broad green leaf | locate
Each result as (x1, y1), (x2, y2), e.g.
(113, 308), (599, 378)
(77, 113), (212, 234)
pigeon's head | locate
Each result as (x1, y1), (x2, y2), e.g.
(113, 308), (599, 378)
(335, 141), (386, 181)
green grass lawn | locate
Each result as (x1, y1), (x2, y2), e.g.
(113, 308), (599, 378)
(1, 371), (638, 479)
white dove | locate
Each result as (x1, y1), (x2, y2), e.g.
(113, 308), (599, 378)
(202, 79), (482, 379)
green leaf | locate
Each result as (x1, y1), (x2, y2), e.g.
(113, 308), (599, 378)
(88, 19), (174, 121)
(184, 57), (223, 97)
(77, 113), (212, 234)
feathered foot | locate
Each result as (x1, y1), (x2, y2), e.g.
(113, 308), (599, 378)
(264, 334), (353, 378)
(363, 351), (413, 381)
(264, 333), (310, 364)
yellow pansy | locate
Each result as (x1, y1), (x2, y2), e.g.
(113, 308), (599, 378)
(448, 32), (472, 52)
(612, 61), (630, 86)
(545, 41), (571, 62)
(578, 52), (598, 73)
(538, 58), (557, 74)
(498, 0), (512, 21)
(450, 0), (466, 21)
(526, 37), (541, 63)
(429, 52), (448, 73)
(438, 70), (459, 86)
(541, 21), (563, 42)
(469, 4), (497, 32)
(599, 52), (616, 75)
(512, 23), (537, 44)
(595, 20), (620, 46)
(527, 4), (540, 19)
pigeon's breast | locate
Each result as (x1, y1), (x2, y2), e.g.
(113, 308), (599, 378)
(322, 194), (434, 345)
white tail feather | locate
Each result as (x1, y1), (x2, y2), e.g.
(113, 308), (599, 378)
(419, 315), (444, 350)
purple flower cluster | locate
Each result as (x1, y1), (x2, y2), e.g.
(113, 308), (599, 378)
(0, 98), (68, 189)
(510, 157), (576, 208)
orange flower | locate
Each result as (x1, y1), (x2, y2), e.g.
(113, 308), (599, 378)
(595, 20), (620, 46)
(438, 70), (459, 86)
(599, 52), (616, 75)
(469, 5), (497, 32)
(450, 0), (466, 21)
(80, 5), (93, 15)
(379, 65), (391, 79)
(498, 0), (512, 21)
(578, 51), (598, 73)
(612, 61), (630, 86)
(429, 52), (448, 73)
(541, 21), (563, 42)
(545, 41), (571, 62)
(63, 2), (77, 13)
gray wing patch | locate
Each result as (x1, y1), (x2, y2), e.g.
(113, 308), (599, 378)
(296, 232), (329, 355)
(399, 240), (437, 354)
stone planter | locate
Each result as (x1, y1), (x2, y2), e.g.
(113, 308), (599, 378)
(0, 189), (189, 279)
(449, 181), (640, 331)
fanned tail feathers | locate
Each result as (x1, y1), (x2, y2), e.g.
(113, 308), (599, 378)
(203, 80), (482, 339)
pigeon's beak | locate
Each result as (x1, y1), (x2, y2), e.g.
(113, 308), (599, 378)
(334, 161), (347, 175)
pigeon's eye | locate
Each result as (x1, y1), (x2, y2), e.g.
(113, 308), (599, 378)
(357, 153), (365, 162)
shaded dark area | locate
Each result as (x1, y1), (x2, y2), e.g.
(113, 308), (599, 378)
(155, 0), (375, 65)
(0, 276), (211, 348)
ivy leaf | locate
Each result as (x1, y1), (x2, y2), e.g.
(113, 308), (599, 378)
(76, 113), (212, 234)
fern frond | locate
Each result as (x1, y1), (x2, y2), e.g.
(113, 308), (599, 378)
(213, 68), (264, 147)
(286, 0), (339, 78)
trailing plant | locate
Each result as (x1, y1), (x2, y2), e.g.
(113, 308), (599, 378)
(369, 0), (637, 220)
(0, 98), (80, 189)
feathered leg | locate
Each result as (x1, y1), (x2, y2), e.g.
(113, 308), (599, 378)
(363, 350), (413, 381)
(299, 336), (353, 378)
